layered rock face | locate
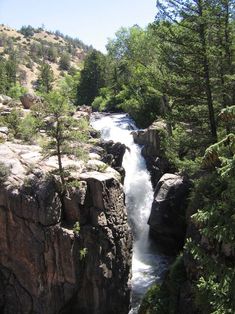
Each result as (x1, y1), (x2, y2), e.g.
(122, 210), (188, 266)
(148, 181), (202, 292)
(132, 120), (173, 188)
(99, 140), (126, 182)
(0, 143), (132, 314)
(148, 173), (191, 255)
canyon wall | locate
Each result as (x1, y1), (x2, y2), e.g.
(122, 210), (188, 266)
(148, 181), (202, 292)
(0, 142), (132, 314)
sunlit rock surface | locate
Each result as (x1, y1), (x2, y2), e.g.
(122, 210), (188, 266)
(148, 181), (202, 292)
(0, 142), (132, 314)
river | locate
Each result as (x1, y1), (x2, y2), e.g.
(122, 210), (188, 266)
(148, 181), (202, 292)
(91, 113), (169, 313)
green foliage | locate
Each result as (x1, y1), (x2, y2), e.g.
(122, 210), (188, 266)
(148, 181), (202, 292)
(154, 0), (235, 140)
(77, 50), (106, 105)
(185, 107), (235, 313)
(97, 163), (108, 172)
(0, 54), (18, 94)
(92, 95), (107, 111)
(3, 108), (22, 138)
(162, 124), (202, 175)
(19, 25), (35, 37)
(36, 62), (54, 93)
(47, 45), (58, 62)
(219, 105), (235, 123)
(59, 52), (71, 71)
(18, 113), (42, 143)
(186, 236), (235, 314)
(0, 161), (10, 184)
(203, 133), (235, 177)
(79, 247), (88, 260)
(8, 83), (27, 100)
(139, 255), (187, 314)
(0, 59), (8, 93)
(73, 221), (80, 234)
(66, 179), (81, 189)
(105, 25), (164, 127)
(196, 272), (235, 314)
(59, 71), (80, 104)
(40, 90), (89, 189)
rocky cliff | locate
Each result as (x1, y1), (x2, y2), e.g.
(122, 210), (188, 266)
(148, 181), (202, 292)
(132, 120), (174, 188)
(148, 173), (191, 255)
(0, 142), (132, 314)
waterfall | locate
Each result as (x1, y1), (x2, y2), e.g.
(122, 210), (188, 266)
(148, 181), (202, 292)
(91, 113), (169, 313)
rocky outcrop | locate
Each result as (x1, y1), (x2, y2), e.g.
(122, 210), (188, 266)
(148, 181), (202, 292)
(0, 142), (132, 314)
(132, 120), (173, 188)
(0, 95), (20, 118)
(0, 94), (12, 105)
(100, 141), (126, 168)
(0, 127), (9, 141)
(20, 93), (42, 109)
(98, 140), (126, 182)
(132, 120), (167, 157)
(148, 173), (191, 255)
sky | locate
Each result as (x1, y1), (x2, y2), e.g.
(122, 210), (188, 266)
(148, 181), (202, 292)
(0, 0), (156, 52)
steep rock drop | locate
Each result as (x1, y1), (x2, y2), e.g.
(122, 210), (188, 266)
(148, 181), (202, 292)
(0, 142), (132, 314)
(91, 113), (170, 313)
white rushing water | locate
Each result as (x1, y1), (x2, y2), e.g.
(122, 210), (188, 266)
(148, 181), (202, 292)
(91, 113), (169, 313)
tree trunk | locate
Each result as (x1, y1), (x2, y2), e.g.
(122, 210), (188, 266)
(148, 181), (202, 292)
(198, 0), (217, 142)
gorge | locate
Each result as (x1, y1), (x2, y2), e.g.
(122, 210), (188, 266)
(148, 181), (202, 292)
(0, 107), (133, 313)
(0, 0), (234, 310)
(91, 113), (170, 313)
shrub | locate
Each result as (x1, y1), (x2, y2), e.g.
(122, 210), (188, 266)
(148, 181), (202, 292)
(4, 108), (22, 137)
(73, 221), (80, 235)
(92, 96), (107, 111)
(8, 83), (27, 100)
(79, 248), (88, 260)
(139, 255), (187, 314)
(59, 53), (71, 71)
(19, 25), (35, 37)
(0, 162), (10, 183)
(18, 114), (41, 143)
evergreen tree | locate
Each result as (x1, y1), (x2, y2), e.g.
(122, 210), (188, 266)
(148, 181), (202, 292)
(0, 58), (7, 94)
(5, 53), (17, 88)
(155, 0), (234, 142)
(47, 45), (58, 62)
(36, 62), (54, 93)
(77, 50), (106, 105)
(19, 25), (35, 37)
(59, 52), (71, 71)
(41, 91), (88, 191)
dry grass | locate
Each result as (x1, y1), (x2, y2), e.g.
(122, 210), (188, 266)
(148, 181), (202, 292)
(33, 31), (66, 45)
(0, 24), (85, 92)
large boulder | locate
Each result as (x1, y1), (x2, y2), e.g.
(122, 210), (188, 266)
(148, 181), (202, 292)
(20, 93), (41, 109)
(0, 142), (132, 314)
(0, 94), (12, 105)
(0, 127), (8, 142)
(148, 173), (191, 255)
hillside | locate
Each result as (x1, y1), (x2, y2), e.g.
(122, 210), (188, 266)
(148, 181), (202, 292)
(0, 24), (92, 92)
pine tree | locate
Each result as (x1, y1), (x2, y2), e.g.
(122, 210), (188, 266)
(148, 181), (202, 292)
(36, 62), (54, 93)
(155, 0), (234, 141)
(41, 91), (88, 191)
(77, 50), (106, 105)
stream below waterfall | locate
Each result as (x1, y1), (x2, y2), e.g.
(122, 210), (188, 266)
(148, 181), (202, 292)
(91, 113), (170, 313)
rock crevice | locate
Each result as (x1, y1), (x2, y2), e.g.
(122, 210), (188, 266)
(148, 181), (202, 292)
(0, 142), (132, 314)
